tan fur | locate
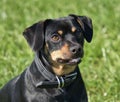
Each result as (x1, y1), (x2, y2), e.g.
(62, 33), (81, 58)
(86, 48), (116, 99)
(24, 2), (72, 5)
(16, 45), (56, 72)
(71, 27), (76, 32)
(50, 43), (76, 76)
(52, 65), (76, 76)
(57, 30), (63, 35)
(50, 43), (71, 61)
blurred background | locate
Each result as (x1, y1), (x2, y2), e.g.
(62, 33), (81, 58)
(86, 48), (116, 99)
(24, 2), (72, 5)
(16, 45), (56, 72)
(0, 0), (120, 101)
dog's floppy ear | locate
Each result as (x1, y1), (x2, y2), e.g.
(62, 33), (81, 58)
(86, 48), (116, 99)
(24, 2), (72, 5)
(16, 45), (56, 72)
(69, 14), (93, 42)
(23, 20), (50, 51)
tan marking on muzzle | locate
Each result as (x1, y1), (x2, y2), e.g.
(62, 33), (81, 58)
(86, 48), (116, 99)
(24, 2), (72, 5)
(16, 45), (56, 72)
(50, 43), (76, 76)
(50, 43), (71, 61)
(51, 50), (64, 61)
(61, 43), (71, 56)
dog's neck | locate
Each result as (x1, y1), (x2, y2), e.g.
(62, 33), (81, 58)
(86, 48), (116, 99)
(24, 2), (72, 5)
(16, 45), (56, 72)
(34, 52), (78, 88)
(39, 51), (53, 73)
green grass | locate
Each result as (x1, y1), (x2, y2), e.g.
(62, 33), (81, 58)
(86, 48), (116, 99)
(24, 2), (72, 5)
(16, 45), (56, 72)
(0, 0), (120, 101)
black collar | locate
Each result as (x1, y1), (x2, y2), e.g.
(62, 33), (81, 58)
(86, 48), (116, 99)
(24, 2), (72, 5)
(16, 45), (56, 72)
(34, 52), (78, 88)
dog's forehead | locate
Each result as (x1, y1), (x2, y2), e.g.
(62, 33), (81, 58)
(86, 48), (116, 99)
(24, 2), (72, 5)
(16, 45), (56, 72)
(45, 17), (76, 34)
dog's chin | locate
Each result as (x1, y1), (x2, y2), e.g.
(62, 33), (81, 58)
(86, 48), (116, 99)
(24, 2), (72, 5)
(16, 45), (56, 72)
(52, 58), (81, 76)
(56, 57), (82, 65)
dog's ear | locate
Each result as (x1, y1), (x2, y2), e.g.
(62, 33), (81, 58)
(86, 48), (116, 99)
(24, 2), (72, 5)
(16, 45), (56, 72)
(23, 20), (50, 51)
(69, 14), (93, 43)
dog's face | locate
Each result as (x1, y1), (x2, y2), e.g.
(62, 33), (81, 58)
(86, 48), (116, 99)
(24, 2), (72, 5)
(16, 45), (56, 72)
(23, 14), (93, 76)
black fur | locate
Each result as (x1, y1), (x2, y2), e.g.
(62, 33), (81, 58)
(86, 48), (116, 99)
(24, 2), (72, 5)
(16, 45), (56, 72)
(0, 14), (93, 102)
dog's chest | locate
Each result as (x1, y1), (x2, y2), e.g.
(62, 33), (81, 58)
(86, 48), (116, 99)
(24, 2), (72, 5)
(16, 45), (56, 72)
(27, 88), (70, 102)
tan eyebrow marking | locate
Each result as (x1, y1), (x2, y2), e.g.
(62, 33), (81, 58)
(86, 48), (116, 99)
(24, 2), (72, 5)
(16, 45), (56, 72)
(57, 30), (63, 35)
(71, 27), (76, 32)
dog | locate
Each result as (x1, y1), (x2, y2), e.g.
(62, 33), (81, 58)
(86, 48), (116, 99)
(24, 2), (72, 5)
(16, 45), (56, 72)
(0, 14), (93, 102)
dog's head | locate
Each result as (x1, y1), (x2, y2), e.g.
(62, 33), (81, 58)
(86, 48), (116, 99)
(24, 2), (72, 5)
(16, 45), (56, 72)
(23, 14), (93, 76)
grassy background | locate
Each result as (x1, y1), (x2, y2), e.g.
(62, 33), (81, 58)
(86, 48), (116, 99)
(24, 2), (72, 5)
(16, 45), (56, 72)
(0, 0), (120, 101)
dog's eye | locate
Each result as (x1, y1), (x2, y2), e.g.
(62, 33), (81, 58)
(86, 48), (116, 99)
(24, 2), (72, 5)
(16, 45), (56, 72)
(51, 34), (61, 42)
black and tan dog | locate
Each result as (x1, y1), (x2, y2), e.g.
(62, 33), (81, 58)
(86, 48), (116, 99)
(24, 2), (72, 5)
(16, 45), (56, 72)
(0, 14), (93, 102)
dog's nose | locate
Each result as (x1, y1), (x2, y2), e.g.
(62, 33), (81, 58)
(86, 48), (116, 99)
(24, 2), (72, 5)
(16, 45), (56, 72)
(70, 45), (81, 54)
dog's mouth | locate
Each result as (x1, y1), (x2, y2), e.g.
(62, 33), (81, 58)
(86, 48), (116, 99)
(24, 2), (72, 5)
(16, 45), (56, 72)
(56, 58), (81, 65)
